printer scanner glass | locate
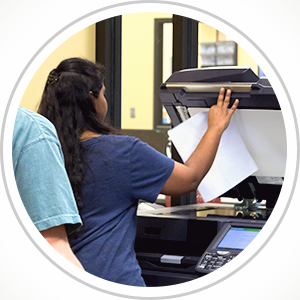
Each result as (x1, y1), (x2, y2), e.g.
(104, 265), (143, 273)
(158, 207), (235, 217)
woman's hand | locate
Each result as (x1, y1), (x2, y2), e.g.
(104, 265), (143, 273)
(207, 88), (239, 134)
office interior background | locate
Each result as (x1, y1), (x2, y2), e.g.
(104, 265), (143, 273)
(20, 12), (259, 207)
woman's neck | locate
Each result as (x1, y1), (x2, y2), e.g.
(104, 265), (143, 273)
(80, 130), (102, 142)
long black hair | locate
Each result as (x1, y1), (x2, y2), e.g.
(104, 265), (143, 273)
(38, 57), (115, 206)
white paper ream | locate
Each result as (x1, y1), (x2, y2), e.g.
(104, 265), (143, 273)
(168, 112), (258, 202)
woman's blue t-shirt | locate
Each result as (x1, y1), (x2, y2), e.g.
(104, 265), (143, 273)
(69, 135), (174, 286)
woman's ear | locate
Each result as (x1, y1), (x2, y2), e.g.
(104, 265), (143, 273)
(89, 91), (97, 111)
(89, 91), (95, 103)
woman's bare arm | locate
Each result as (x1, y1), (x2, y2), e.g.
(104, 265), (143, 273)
(40, 225), (84, 270)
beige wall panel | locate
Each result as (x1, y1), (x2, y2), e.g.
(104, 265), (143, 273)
(121, 12), (172, 130)
(20, 25), (95, 111)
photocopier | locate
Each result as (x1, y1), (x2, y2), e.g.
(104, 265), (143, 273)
(135, 67), (286, 286)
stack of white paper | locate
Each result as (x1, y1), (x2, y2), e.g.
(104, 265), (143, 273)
(168, 112), (258, 202)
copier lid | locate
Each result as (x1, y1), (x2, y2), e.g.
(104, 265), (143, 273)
(159, 67), (280, 119)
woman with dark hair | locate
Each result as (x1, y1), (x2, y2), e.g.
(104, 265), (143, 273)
(38, 57), (239, 286)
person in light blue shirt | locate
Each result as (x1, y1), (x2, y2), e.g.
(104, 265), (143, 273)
(13, 106), (84, 269)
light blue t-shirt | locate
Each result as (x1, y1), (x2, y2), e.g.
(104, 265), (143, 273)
(12, 106), (82, 234)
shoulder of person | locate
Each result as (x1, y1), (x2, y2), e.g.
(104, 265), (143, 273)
(17, 106), (58, 140)
(14, 107), (61, 152)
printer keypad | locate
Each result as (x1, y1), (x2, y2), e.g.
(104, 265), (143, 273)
(197, 252), (235, 271)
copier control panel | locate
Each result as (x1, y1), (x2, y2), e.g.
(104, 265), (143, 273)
(195, 222), (263, 274)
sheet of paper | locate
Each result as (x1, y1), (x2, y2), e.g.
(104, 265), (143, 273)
(168, 112), (258, 202)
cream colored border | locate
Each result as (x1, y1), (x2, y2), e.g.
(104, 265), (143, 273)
(0, 0), (299, 299)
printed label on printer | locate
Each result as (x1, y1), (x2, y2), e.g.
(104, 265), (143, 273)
(256, 176), (284, 185)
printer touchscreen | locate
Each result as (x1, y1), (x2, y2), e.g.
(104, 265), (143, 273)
(217, 227), (261, 250)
